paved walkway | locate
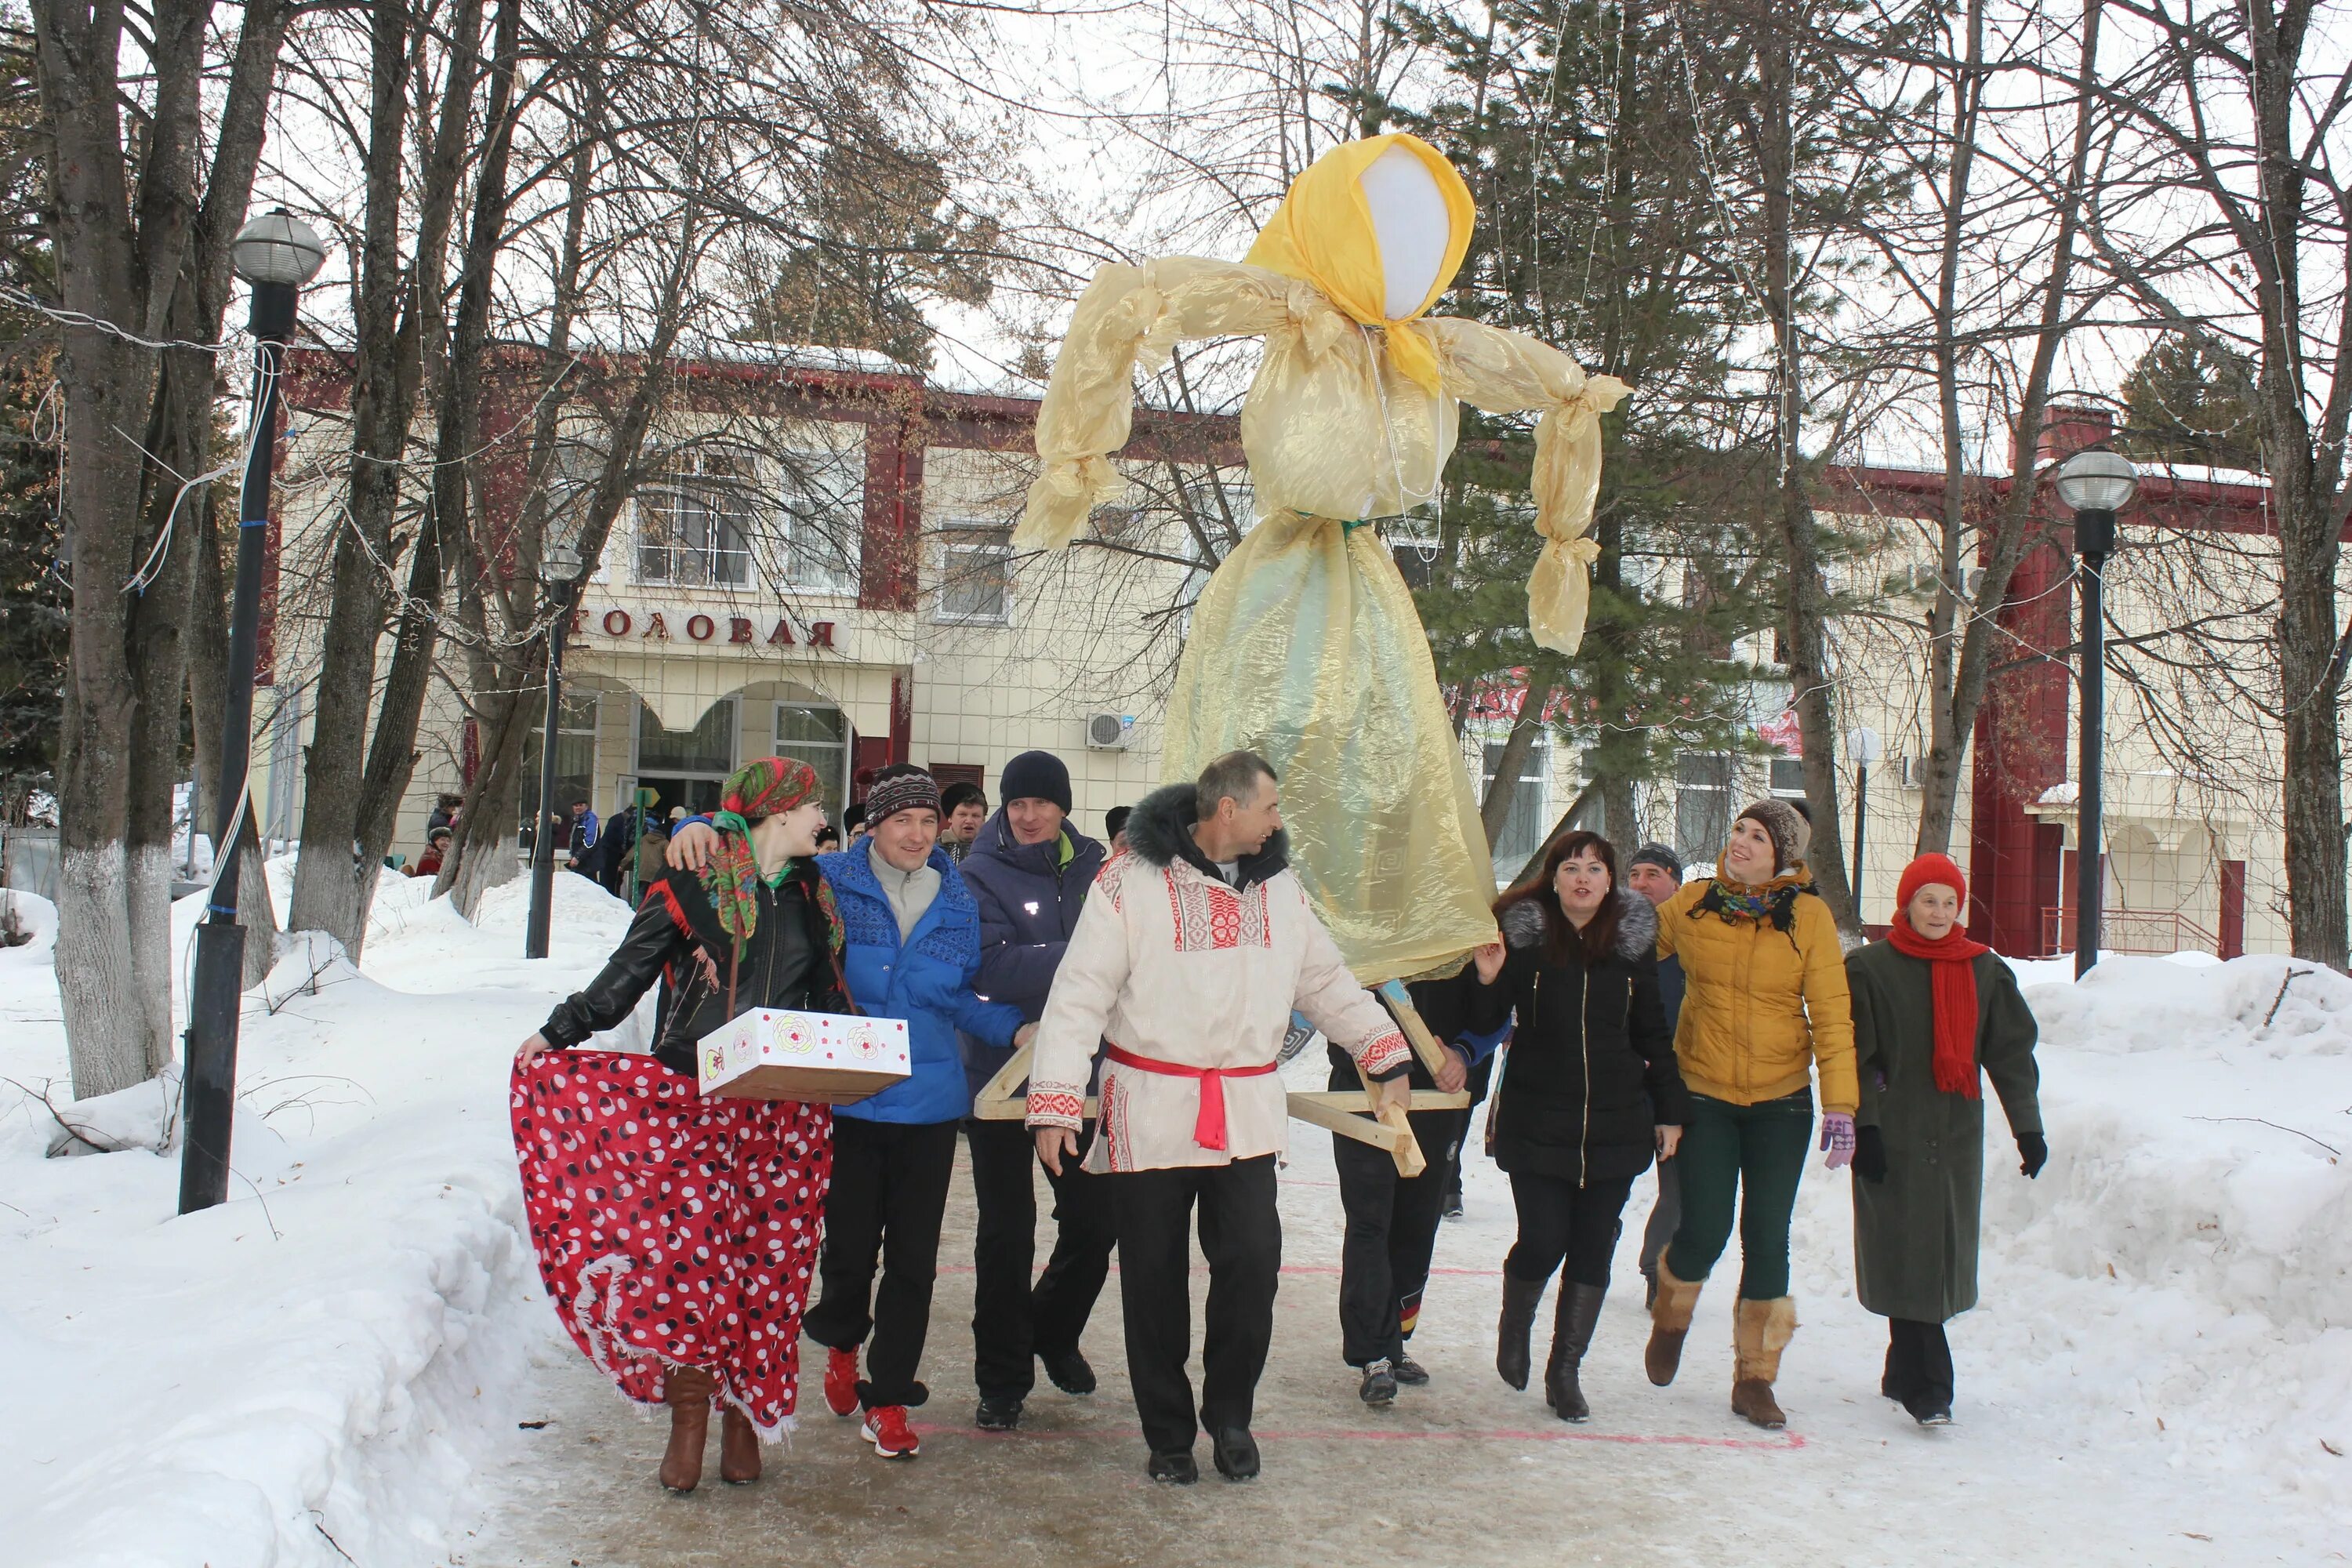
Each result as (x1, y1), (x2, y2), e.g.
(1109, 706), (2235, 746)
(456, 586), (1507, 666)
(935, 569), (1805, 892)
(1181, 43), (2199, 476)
(450, 1133), (2318, 1568)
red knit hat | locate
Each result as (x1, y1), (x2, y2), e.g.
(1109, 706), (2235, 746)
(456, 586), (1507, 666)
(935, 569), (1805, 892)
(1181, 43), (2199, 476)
(1896, 852), (1968, 917)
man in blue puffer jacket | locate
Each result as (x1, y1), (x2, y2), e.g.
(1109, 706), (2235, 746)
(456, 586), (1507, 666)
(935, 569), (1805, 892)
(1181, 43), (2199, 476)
(679, 764), (1031, 1462)
(956, 750), (1116, 1432)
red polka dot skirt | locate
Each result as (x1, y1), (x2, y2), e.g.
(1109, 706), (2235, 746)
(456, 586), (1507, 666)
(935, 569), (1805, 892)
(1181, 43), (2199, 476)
(511, 1053), (832, 1437)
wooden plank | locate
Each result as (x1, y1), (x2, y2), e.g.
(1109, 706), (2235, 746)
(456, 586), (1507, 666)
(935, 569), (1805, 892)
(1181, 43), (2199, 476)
(967, 1040), (1096, 1121)
(1377, 978), (1456, 1079)
(1288, 1090), (1471, 1111)
(1285, 1091), (1410, 1152)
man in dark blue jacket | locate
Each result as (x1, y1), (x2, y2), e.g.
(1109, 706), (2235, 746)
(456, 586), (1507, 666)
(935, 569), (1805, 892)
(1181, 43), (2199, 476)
(1624, 843), (1690, 1308)
(957, 749), (1116, 1432)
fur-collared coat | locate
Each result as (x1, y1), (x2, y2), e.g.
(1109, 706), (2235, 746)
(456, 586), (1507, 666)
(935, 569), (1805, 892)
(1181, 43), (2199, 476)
(1466, 890), (1690, 1183)
(1024, 782), (1409, 1172)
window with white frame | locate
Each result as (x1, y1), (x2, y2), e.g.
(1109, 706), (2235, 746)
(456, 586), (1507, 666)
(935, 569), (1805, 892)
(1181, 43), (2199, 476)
(637, 448), (753, 586)
(936, 515), (1013, 623)
(1675, 752), (1733, 862)
(773, 445), (864, 593)
(1769, 757), (1806, 797)
(775, 702), (851, 820)
(520, 690), (602, 832)
(1481, 739), (1551, 876)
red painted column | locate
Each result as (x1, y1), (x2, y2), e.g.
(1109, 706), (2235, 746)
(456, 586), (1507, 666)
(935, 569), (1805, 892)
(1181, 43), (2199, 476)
(2219, 860), (2246, 958)
(1968, 533), (2073, 956)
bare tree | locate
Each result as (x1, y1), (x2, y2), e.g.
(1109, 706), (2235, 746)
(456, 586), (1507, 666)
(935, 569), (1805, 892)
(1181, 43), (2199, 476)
(2069, 1), (2352, 965)
(31, 0), (292, 1095)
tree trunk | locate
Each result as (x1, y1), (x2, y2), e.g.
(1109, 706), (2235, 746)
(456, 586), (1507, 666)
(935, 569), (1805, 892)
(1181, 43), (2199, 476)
(1914, 0), (2098, 858)
(37, 0), (210, 1096)
(1757, 18), (1857, 936)
(285, 0), (483, 955)
(347, 0), (519, 956)
(2249, 6), (2347, 967)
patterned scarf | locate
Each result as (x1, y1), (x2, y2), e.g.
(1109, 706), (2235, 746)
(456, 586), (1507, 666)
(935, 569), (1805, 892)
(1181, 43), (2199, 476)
(1694, 866), (1811, 932)
(702, 757), (837, 952)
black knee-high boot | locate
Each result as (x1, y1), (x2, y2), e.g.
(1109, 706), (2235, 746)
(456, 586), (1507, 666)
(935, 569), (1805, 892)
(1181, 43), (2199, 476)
(1496, 1274), (1545, 1392)
(1545, 1283), (1607, 1421)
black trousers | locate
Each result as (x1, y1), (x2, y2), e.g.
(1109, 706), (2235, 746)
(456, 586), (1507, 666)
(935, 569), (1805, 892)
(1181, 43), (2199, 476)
(1504, 1171), (1636, 1289)
(1334, 1109), (1467, 1367)
(965, 1116), (1118, 1399)
(803, 1116), (960, 1410)
(1883, 1317), (1955, 1409)
(1109, 1155), (1280, 1454)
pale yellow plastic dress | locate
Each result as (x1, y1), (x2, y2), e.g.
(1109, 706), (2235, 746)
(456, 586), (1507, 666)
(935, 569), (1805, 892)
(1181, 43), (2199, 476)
(1018, 135), (1628, 984)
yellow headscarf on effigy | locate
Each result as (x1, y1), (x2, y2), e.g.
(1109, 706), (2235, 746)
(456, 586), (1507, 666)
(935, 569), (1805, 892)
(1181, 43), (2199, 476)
(1242, 132), (1475, 397)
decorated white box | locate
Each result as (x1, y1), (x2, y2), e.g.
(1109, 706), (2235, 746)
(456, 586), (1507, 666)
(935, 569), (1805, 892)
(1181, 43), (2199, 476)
(698, 1008), (911, 1105)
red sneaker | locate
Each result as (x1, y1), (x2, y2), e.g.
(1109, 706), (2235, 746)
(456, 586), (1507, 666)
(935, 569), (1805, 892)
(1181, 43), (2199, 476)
(861, 1404), (920, 1460)
(822, 1346), (859, 1418)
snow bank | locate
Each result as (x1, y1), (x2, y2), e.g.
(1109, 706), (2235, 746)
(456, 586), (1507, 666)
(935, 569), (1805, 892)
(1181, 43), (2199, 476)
(1991, 956), (2352, 1505)
(0, 870), (622, 1568)
(1774, 953), (2351, 1519)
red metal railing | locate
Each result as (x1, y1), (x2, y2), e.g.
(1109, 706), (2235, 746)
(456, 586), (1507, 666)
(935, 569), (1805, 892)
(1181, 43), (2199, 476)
(2041, 907), (2220, 958)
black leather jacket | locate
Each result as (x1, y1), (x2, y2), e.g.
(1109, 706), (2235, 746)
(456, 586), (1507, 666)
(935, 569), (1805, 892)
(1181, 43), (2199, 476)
(540, 862), (847, 1077)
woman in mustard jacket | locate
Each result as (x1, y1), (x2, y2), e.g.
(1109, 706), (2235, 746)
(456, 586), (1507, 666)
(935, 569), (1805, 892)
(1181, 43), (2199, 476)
(1646, 800), (1857, 1428)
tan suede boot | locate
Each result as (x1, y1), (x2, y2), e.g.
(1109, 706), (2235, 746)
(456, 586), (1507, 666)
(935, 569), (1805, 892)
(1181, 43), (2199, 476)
(1645, 1257), (1703, 1387)
(659, 1366), (717, 1493)
(1730, 1298), (1798, 1428)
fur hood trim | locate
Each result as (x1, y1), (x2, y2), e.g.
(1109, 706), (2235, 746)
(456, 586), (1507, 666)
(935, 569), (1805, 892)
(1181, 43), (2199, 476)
(1122, 782), (1291, 887)
(1500, 887), (1657, 963)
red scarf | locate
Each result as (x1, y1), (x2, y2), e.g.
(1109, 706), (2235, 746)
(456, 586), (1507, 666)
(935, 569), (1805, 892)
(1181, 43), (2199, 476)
(1886, 912), (1988, 1098)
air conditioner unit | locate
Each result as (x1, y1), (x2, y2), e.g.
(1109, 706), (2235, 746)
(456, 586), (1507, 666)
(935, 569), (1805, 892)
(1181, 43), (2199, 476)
(1087, 713), (1136, 750)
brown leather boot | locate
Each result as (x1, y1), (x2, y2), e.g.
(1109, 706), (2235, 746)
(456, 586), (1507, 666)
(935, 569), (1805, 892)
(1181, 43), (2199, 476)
(1730, 1297), (1798, 1429)
(1645, 1257), (1702, 1387)
(719, 1406), (761, 1485)
(659, 1366), (717, 1493)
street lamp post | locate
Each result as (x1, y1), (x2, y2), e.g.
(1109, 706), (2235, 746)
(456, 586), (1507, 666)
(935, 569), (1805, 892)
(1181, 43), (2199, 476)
(524, 541), (584, 960)
(1846, 725), (1881, 920)
(2053, 447), (2140, 979)
(180, 209), (327, 1215)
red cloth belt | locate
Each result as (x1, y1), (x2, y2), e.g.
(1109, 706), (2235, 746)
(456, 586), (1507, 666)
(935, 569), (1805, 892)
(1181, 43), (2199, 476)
(1102, 1043), (1278, 1152)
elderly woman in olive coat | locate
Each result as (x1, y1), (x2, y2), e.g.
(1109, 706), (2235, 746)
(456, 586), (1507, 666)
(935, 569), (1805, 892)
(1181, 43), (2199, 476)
(1845, 853), (2045, 1425)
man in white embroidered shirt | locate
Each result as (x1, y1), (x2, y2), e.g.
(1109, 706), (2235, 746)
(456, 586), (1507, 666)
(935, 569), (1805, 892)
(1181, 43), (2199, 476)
(1028, 750), (1413, 1484)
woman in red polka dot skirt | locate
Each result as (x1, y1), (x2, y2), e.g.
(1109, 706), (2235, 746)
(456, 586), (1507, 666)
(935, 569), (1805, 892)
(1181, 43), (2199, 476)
(513, 757), (848, 1493)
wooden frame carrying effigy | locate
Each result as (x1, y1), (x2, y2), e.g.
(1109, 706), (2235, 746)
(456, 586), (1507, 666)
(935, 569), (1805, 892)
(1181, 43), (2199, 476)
(968, 979), (1469, 1178)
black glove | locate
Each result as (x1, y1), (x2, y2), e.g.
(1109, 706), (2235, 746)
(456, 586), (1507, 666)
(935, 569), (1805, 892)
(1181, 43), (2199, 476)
(2017, 1131), (2048, 1179)
(1853, 1123), (1888, 1184)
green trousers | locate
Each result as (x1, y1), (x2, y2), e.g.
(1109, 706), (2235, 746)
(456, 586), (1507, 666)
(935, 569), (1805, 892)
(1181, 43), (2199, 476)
(1663, 1090), (1813, 1301)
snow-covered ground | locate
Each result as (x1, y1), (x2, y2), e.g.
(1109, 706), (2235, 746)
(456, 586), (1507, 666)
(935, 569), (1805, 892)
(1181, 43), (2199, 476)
(2, 877), (2347, 1566)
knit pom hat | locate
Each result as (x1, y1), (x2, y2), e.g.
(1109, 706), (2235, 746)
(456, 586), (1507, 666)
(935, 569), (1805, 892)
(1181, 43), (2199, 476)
(1734, 798), (1812, 874)
(863, 764), (941, 826)
(999, 750), (1073, 813)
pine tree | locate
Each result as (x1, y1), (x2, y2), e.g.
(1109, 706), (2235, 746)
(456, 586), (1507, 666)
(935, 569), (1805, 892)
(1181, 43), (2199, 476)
(2119, 332), (2262, 473)
(1390, 0), (1787, 866)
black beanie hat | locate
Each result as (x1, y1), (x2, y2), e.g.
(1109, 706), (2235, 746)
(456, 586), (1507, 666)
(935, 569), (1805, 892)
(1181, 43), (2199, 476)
(1628, 841), (1683, 880)
(999, 750), (1073, 814)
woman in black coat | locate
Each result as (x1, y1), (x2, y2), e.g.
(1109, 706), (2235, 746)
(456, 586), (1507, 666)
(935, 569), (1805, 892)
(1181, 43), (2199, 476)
(1466, 830), (1691, 1421)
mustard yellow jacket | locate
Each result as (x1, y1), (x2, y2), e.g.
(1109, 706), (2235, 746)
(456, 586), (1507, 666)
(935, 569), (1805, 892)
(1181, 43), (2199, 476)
(1654, 877), (1858, 1114)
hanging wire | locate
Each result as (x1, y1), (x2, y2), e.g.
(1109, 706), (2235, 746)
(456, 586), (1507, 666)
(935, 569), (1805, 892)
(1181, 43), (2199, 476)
(0, 281), (238, 357)
(122, 344), (281, 594)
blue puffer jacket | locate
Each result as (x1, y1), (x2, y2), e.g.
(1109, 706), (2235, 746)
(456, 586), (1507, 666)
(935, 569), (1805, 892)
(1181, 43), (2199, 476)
(819, 843), (1025, 1125)
(954, 809), (1108, 1098)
